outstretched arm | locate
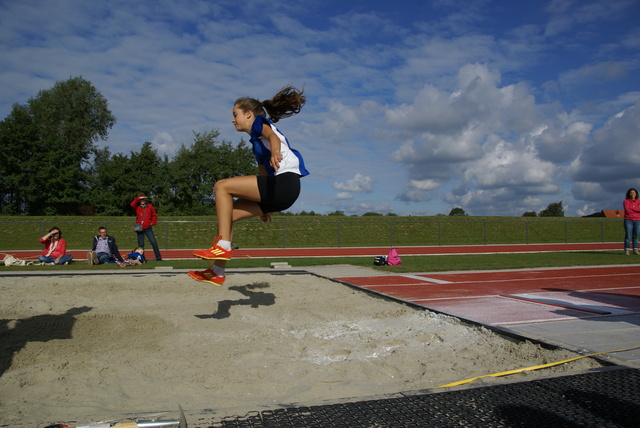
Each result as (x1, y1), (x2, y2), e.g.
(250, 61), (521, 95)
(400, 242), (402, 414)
(130, 196), (142, 209)
(39, 228), (59, 243)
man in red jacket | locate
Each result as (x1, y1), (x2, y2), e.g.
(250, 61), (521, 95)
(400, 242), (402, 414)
(130, 192), (162, 261)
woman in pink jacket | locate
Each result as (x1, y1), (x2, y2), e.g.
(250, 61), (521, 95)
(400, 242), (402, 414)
(623, 188), (640, 255)
(38, 227), (73, 265)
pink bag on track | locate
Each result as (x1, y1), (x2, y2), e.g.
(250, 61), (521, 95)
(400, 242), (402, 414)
(386, 248), (402, 266)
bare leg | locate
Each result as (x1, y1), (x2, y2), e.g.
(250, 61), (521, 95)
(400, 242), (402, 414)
(208, 175), (264, 269)
(214, 176), (263, 241)
(211, 198), (264, 271)
(191, 188), (265, 282)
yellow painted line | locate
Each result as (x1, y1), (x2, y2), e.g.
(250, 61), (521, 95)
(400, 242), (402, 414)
(437, 344), (640, 388)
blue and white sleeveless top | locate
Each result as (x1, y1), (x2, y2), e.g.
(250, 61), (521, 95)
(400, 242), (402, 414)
(250, 116), (309, 177)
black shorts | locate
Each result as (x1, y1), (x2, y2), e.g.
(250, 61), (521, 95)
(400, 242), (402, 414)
(257, 172), (301, 214)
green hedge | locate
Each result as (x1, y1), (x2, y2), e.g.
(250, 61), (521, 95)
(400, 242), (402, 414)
(0, 216), (623, 250)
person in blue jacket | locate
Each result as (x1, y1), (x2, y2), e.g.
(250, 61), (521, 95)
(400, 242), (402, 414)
(87, 226), (124, 266)
(125, 246), (147, 265)
(191, 86), (308, 286)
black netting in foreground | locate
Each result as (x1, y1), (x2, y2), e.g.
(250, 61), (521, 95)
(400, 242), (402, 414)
(192, 367), (640, 428)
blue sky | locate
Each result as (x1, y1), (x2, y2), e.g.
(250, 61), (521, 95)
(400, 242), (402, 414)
(1, 0), (639, 216)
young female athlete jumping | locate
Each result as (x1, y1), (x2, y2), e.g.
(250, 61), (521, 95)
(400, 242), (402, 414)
(190, 86), (309, 286)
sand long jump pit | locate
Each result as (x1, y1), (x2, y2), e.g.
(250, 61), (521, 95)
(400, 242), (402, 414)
(0, 270), (603, 427)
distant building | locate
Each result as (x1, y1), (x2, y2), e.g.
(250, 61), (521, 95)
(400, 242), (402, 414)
(602, 210), (623, 218)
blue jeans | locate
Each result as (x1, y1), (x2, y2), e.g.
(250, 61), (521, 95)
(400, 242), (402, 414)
(137, 226), (162, 260)
(624, 219), (640, 250)
(38, 254), (73, 265)
(96, 252), (113, 264)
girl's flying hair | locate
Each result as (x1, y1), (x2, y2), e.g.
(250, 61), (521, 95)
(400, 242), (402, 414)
(235, 85), (306, 123)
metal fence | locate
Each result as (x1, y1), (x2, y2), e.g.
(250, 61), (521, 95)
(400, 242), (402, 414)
(1, 218), (622, 251)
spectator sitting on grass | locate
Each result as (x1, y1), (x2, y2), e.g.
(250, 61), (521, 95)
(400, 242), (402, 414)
(38, 227), (73, 265)
(87, 226), (124, 266)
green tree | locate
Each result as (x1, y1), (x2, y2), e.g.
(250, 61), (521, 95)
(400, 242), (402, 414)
(126, 142), (168, 211)
(449, 207), (468, 216)
(0, 104), (38, 214)
(87, 147), (121, 215)
(0, 76), (115, 214)
(88, 142), (166, 215)
(166, 130), (256, 215)
(539, 201), (565, 217)
(522, 211), (537, 217)
(87, 130), (255, 216)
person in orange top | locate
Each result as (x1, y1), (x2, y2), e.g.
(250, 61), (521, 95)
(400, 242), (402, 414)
(623, 187), (640, 255)
(130, 192), (162, 261)
(38, 227), (73, 265)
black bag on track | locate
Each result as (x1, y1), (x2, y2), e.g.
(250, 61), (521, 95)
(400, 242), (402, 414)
(373, 255), (387, 266)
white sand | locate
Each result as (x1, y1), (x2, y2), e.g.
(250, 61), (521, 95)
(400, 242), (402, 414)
(0, 270), (602, 427)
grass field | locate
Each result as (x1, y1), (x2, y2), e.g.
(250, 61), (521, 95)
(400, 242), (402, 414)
(1, 215), (632, 274)
(2, 251), (637, 274)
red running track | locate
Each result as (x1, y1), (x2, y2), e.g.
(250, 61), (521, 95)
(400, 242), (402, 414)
(3, 242), (622, 261)
(336, 265), (640, 327)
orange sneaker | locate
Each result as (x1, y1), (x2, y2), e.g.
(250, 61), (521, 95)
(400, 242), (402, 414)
(188, 269), (225, 287)
(192, 236), (233, 260)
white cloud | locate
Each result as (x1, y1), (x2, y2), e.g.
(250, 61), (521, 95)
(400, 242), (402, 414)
(464, 136), (559, 191)
(322, 100), (359, 135)
(528, 114), (593, 163)
(386, 63), (570, 214)
(1, 0), (639, 217)
(571, 181), (610, 203)
(559, 62), (631, 87)
(544, 0), (632, 37)
(152, 131), (177, 156)
(333, 173), (373, 193)
(410, 179), (441, 191)
(569, 100), (640, 207)
(335, 192), (354, 200)
(397, 188), (428, 203)
(576, 203), (599, 216)
(523, 196), (544, 209)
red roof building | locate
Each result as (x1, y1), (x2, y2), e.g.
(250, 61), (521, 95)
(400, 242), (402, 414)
(602, 210), (623, 218)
